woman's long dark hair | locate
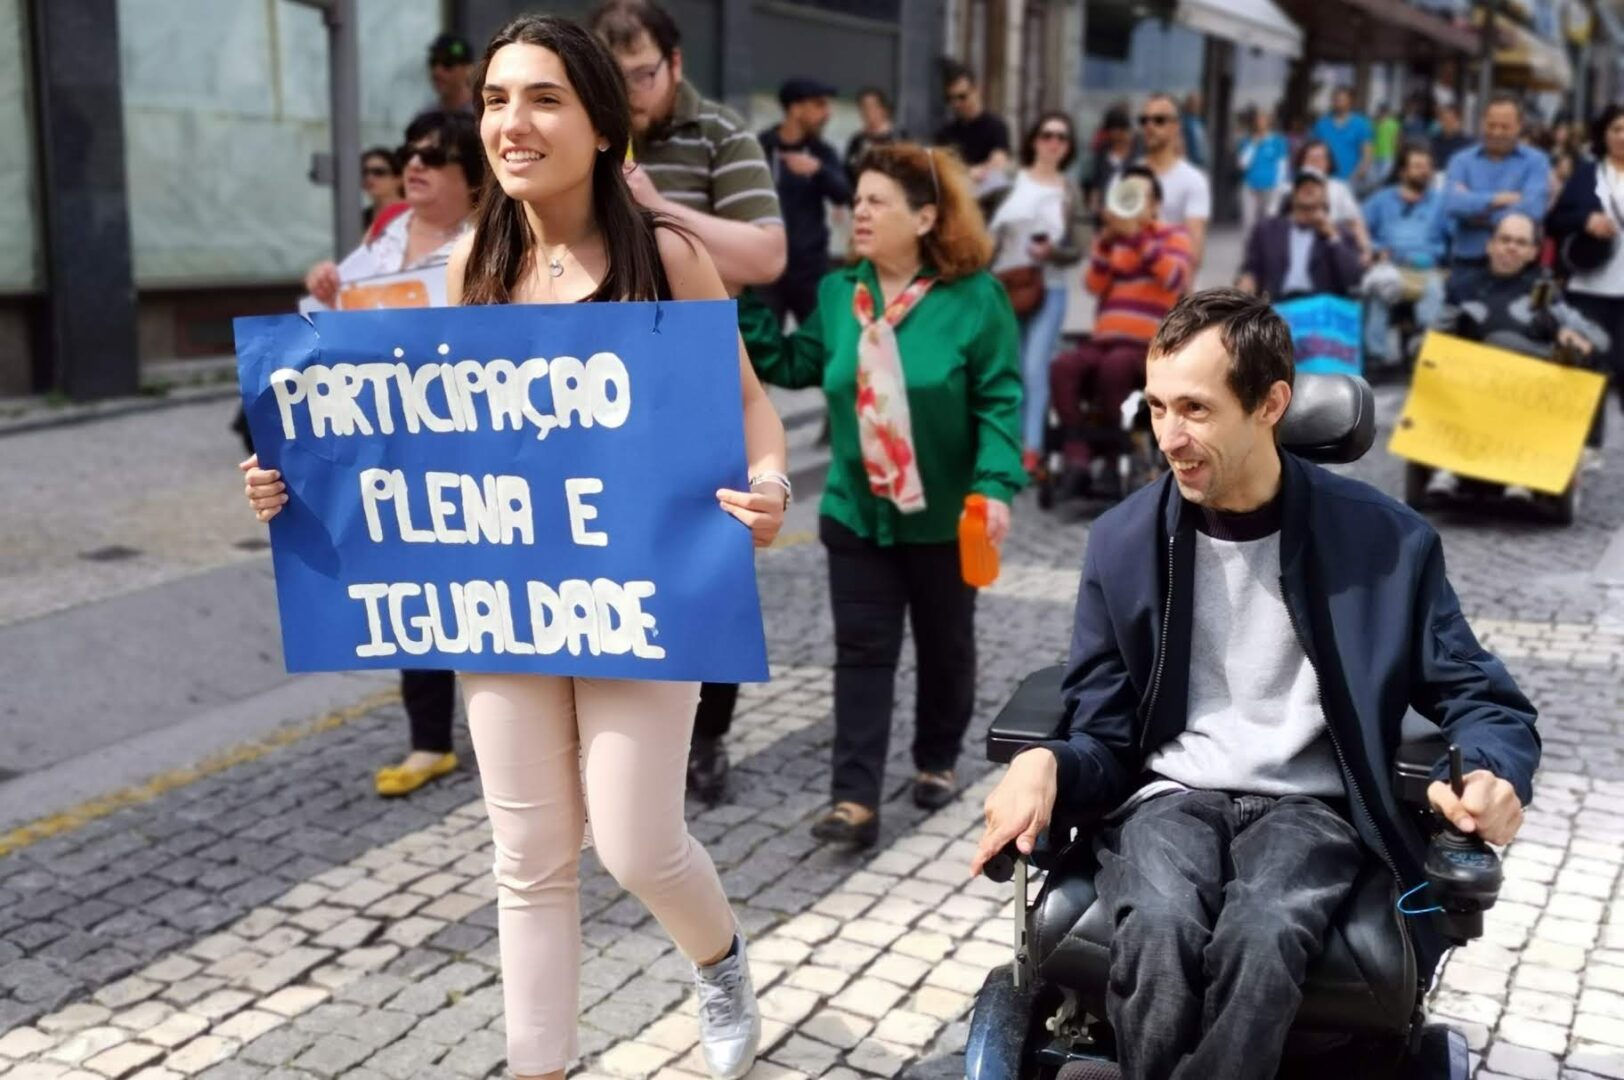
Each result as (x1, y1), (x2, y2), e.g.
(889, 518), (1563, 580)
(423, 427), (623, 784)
(461, 15), (671, 305)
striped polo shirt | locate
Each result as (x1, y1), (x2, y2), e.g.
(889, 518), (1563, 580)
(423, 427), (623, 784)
(1085, 221), (1194, 343)
(633, 80), (783, 226)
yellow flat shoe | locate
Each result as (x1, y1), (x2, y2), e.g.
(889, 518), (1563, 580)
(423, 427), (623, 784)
(375, 752), (458, 797)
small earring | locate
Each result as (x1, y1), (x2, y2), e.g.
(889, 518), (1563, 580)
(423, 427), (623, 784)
(598, 142), (609, 153)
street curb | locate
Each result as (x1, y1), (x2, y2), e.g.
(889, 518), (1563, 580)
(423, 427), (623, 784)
(0, 382), (243, 439)
(0, 685), (400, 857)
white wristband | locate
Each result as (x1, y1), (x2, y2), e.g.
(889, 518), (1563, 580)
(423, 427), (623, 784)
(749, 470), (793, 508)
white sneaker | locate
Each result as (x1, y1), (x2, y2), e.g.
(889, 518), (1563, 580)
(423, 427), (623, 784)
(1426, 470), (1460, 497)
(694, 933), (760, 1080)
(1503, 485), (1535, 502)
(1582, 448), (1604, 472)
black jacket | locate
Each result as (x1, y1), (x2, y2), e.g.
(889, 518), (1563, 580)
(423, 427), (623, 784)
(758, 128), (852, 278)
(1243, 216), (1363, 299)
(1038, 453), (1540, 974)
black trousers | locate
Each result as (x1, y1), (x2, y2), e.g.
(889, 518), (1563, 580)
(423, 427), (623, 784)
(759, 264), (826, 328)
(1095, 789), (1364, 1080)
(820, 516), (976, 808)
(692, 682), (739, 743)
(1565, 291), (1624, 447)
(401, 669), (456, 754)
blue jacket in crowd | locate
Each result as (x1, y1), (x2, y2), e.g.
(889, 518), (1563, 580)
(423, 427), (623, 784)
(1036, 452), (1540, 977)
(1363, 185), (1447, 269)
(1440, 142), (1550, 260)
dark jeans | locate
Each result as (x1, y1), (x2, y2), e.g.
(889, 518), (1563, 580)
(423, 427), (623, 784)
(1095, 788), (1364, 1080)
(821, 516), (976, 808)
(693, 682), (739, 742)
(1050, 339), (1148, 467)
(1566, 291), (1624, 448)
(760, 264), (826, 328)
(402, 669), (456, 754)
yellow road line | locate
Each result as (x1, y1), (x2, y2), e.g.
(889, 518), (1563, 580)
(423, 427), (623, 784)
(0, 688), (401, 859)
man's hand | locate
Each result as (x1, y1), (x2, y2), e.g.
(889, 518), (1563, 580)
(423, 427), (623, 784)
(623, 162), (667, 211)
(1557, 327), (1595, 356)
(780, 151), (821, 178)
(1427, 769), (1524, 846)
(970, 748), (1058, 877)
(1491, 191), (1522, 209)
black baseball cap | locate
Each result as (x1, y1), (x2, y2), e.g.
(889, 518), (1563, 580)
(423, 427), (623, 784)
(779, 77), (837, 108)
(428, 33), (473, 66)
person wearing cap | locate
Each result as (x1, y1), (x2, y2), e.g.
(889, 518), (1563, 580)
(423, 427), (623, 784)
(425, 32), (475, 114)
(759, 78), (853, 327)
(1050, 166), (1194, 497)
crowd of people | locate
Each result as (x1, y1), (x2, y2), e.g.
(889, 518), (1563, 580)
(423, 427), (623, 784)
(227, 5), (1596, 1075)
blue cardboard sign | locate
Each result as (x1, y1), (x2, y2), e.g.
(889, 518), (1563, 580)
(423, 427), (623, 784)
(1275, 294), (1364, 376)
(234, 301), (769, 683)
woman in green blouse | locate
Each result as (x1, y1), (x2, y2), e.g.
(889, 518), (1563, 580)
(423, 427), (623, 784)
(743, 143), (1025, 846)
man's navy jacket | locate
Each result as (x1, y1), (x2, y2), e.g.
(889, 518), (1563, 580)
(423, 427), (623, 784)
(1037, 451), (1540, 973)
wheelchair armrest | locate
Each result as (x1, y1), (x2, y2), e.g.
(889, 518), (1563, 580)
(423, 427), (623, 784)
(1394, 724), (1448, 808)
(986, 665), (1068, 764)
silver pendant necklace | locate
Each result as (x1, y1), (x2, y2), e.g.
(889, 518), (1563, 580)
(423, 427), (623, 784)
(548, 256), (565, 278)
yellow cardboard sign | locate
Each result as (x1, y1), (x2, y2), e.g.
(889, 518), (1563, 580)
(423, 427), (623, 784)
(1389, 331), (1606, 494)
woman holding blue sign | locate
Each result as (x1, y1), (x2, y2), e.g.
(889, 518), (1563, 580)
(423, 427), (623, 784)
(741, 142), (1025, 848)
(245, 15), (786, 1080)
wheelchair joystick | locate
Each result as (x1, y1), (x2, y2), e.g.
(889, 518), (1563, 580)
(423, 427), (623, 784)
(1422, 745), (1503, 943)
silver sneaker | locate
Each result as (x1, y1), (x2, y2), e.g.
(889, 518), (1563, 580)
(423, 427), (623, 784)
(694, 933), (760, 1080)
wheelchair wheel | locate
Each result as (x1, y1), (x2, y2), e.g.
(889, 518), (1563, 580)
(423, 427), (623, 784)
(1402, 1024), (1469, 1080)
(964, 965), (1038, 1080)
(1403, 463), (1431, 511)
(1548, 475), (1580, 526)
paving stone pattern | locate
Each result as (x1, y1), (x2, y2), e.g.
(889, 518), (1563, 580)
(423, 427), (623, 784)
(2, 396), (1623, 1080)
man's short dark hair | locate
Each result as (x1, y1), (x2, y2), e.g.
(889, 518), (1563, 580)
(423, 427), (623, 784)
(587, 0), (681, 58)
(856, 86), (892, 114)
(1290, 169), (1327, 196)
(1485, 92), (1524, 119)
(1396, 141), (1434, 175)
(1144, 91), (1179, 115)
(1148, 288), (1295, 413)
(943, 62), (976, 92)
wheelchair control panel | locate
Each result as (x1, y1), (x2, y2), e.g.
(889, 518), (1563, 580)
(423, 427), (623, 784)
(1420, 745), (1503, 944)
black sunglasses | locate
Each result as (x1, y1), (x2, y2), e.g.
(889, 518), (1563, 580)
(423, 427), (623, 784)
(363, 164), (395, 179)
(397, 142), (458, 169)
(1138, 114), (1175, 126)
(949, 90), (973, 103)
(1036, 128), (1071, 142)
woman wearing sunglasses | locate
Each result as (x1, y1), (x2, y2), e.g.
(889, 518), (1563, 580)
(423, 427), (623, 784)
(303, 110), (482, 308)
(360, 146), (405, 233)
(988, 111), (1087, 477)
(245, 16), (786, 1080)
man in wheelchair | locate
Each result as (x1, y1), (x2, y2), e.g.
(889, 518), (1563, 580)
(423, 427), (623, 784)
(971, 290), (1539, 1080)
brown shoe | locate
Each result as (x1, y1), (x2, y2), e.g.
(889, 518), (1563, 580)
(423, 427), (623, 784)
(811, 802), (879, 848)
(912, 770), (956, 810)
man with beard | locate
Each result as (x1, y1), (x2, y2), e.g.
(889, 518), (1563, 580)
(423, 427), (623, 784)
(758, 78), (852, 327)
(589, 0), (789, 802)
(1361, 144), (1447, 366)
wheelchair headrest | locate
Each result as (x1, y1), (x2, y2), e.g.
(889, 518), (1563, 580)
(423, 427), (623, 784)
(1277, 373), (1376, 465)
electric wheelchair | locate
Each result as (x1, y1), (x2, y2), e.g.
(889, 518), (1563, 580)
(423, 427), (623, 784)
(965, 374), (1499, 1080)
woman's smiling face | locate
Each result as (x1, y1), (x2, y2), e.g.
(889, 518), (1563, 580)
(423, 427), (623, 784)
(479, 42), (603, 203)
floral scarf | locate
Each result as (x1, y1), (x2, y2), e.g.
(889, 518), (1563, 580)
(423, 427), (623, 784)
(852, 276), (934, 513)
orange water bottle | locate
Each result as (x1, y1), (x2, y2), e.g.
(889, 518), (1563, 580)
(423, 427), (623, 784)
(959, 494), (1000, 587)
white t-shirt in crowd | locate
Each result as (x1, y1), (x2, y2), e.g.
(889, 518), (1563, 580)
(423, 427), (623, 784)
(1570, 162), (1624, 299)
(989, 170), (1069, 288)
(1153, 158), (1212, 228)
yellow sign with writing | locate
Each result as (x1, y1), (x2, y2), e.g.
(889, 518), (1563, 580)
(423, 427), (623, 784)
(1389, 332), (1606, 494)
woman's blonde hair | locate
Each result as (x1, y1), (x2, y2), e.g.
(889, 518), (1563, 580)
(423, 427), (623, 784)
(853, 143), (993, 283)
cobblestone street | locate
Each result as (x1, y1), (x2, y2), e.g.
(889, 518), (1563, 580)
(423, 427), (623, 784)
(2, 384), (1623, 1080)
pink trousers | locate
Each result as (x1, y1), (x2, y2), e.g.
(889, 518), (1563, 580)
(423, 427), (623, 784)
(461, 674), (736, 1075)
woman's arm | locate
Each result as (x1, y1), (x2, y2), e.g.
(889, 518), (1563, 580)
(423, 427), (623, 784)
(657, 226), (788, 547)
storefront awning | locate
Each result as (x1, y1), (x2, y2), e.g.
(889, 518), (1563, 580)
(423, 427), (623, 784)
(1492, 18), (1574, 92)
(1176, 0), (1303, 59)
(1273, 0), (1479, 60)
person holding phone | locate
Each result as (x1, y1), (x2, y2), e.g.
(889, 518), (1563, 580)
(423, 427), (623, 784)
(988, 111), (1088, 475)
(1238, 171), (1362, 300)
